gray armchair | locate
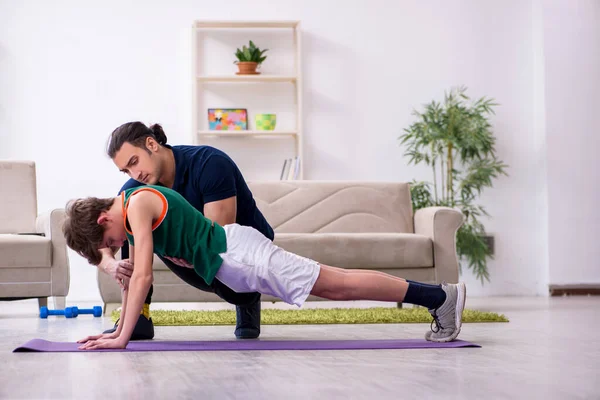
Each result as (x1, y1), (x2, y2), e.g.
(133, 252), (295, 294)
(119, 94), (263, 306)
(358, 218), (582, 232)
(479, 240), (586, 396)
(0, 161), (70, 309)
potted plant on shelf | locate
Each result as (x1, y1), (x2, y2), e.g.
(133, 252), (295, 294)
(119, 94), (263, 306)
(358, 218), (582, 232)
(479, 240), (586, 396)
(234, 40), (268, 75)
(398, 86), (509, 283)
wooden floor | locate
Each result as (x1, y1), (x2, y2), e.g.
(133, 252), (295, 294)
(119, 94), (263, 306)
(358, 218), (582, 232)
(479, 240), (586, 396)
(1, 297), (598, 400)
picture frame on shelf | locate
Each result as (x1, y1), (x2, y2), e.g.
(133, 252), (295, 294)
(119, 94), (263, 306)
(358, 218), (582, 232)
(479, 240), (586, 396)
(208, 108), (248, 130)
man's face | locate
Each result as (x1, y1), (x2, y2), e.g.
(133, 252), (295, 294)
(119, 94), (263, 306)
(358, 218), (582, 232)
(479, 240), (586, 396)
(113, 141), (161, 185)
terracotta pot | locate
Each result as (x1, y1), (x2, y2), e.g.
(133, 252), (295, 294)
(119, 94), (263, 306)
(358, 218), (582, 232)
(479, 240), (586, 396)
(236, 62), (259, 75)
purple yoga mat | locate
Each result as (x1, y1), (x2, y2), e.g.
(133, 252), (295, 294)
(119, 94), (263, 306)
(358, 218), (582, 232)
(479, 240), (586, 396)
(13, 338), (480, 353)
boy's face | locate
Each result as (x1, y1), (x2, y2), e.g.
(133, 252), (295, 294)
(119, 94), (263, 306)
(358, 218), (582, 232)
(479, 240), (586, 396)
(99, 213), (128, 249)
(112, 140), (163, 185)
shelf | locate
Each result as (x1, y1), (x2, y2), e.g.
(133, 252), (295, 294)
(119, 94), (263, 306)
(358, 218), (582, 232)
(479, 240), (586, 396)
(194, 21), (300, 29)
(192, 19), (304, 179)
(198, 130), (297, 138)
(197, 75), (297, 83)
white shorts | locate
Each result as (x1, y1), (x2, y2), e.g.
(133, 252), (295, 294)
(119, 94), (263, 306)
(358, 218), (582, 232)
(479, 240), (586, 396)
(215, 223), (321, 307)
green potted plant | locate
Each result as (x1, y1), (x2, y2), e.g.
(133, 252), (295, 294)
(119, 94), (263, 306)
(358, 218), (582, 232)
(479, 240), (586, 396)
(399, 86), (509, 283)
(234, 40), (268, 75)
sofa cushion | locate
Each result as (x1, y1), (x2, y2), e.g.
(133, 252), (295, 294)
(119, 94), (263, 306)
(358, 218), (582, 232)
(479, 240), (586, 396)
(0, 161), (38, 234)
(0, 234), (52, 268)
(273, 233), (433, 269)
(149, 233), (433, 272)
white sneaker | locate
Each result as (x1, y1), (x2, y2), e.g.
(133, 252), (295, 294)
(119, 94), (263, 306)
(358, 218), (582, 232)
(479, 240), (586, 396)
(425, 282), (466, 342)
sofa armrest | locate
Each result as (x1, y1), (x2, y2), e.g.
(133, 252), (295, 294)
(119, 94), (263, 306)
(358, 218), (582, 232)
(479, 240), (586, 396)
(36, 209), (70, 296)
(414, 207), (464, 284)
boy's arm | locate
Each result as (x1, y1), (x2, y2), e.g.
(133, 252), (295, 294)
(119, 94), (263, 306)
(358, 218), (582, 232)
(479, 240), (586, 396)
(112, 287), (128, 333)
(114, 244), (134, 336)
(79, 193), (158, 350)
(77, 248), (131, 345)
(116, 198), (155, 346)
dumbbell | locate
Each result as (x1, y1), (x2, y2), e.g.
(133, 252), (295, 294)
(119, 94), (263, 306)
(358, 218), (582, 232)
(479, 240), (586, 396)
(39, 306), (76, 319)
(68, 306), (103, 318)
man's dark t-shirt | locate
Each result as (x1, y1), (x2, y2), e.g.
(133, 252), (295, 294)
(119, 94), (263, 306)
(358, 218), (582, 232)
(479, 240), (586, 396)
(119, 145), (274, 241)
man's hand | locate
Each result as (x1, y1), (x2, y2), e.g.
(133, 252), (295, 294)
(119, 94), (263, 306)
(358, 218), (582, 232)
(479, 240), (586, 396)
(104, 259), (134, 289)
(164, 256), (193, 269)
(77, 332), (118, 344)
(78, 337), (127, 351)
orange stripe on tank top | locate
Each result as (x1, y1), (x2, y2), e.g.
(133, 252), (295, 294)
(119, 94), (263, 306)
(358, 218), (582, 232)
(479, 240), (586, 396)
(122, 188), (169, 235)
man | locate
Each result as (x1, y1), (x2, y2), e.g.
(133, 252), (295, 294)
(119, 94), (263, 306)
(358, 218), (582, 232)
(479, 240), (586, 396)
(98, 121), (273, 339)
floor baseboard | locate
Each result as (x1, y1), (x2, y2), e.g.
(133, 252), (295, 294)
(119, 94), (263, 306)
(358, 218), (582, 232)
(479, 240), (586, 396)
(549, 284), (600, 296)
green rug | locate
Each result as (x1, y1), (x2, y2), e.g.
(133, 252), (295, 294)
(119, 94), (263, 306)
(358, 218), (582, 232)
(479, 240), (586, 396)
(112, 307), (508, 326)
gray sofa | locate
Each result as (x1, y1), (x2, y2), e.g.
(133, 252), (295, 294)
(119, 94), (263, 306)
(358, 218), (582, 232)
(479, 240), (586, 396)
(97, 181), (464, 313)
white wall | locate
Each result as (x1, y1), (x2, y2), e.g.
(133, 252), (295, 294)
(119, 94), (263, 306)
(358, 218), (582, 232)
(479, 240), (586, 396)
(0, 0), (596, 301)
(543, 0), (600, 285)
(531, 0), (550, 295)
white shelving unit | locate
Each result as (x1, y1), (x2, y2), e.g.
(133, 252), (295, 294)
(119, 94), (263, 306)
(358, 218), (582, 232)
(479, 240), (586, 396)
(192, 20), (303, 180)
(197, 75), (297, 83)
(198, 130), (298, 137)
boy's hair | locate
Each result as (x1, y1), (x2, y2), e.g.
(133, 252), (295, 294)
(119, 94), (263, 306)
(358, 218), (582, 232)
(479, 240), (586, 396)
(63, 197), (116, 266)
(106, 121), (168, 159)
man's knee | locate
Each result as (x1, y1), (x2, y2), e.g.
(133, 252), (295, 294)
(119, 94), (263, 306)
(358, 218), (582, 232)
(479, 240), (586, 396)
(212, 280), (261, 306)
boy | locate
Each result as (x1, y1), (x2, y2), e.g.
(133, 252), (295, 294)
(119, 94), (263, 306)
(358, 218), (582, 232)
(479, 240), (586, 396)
(64, 185), (467, 350)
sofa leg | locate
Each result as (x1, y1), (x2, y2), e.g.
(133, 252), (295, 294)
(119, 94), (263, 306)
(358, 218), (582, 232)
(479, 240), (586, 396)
(38, 298), (48, 308)
(53, 296), (66, 309)
(103, 303), (120, 316)
(396, 302), (403, 309)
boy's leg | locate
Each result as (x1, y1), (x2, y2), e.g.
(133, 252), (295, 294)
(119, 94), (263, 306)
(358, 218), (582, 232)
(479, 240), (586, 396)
(320, 269), (442, 289)
(310, 265), (409, 302)
(310, 265), (466, 342)
(331, 271), (440, 306)
(332, 268), (408, 283)
(159, 256), (261, 339)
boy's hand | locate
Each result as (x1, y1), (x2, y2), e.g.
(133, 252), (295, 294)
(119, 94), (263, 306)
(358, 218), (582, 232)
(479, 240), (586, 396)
(77, 332), (118, 343)
(105, 259), (134, 289)
(78, 337), (127, 351)
(164, 256), (193, 268)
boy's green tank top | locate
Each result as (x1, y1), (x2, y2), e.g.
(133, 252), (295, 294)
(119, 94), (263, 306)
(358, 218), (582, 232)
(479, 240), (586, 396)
(121, 185), (227, 285)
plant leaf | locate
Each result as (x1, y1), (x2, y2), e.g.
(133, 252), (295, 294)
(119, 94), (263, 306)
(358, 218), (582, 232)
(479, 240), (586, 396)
(235, 49), (245, 62)
(401, 86), (508, 284)
(243, 47), (252, 61)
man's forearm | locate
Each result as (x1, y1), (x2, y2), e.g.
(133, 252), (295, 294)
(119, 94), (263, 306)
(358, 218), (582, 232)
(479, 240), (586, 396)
(98, 247), (118, 273)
